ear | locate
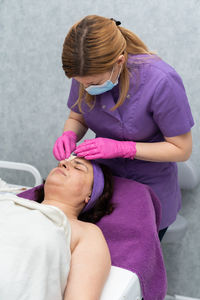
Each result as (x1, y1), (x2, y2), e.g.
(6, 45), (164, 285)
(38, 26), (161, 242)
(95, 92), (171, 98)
(84, 194), (91, 204)
(118, 54), (125, 64)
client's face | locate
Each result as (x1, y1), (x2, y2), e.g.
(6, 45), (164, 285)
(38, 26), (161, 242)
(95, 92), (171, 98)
(45, 157), (94, 206)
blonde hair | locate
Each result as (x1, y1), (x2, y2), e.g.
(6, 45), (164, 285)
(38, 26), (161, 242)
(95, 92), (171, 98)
(62, 15), (155, 112)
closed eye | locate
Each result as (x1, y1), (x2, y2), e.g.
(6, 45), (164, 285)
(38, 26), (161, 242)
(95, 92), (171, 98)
(73, 161), (85, 171)
(74, 166), (82, 171)
(73, 159), (88, 172)
(88, 81), (102, 85)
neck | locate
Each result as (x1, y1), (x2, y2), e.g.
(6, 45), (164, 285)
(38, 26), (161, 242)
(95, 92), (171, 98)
(42, 198), (80, 220)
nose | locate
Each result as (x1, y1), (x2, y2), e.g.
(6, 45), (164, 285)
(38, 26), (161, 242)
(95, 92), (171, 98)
(59, 161), (70, 170)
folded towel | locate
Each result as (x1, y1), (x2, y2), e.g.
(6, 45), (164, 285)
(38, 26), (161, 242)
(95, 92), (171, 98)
(18, 176), (167, 300)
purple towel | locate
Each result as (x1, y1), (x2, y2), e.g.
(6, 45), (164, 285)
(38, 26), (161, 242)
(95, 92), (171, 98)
(18, 176), (167, 300)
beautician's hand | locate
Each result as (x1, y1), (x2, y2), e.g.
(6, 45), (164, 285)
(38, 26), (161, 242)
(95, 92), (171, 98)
(53, 131), (77, 161)
(74, 137), (137, 160)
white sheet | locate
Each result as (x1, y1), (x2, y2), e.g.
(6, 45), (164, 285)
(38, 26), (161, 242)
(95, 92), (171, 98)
(101, 266), (142, 300)
(0, 193), (71, 300)
(0, 192), (142, 300)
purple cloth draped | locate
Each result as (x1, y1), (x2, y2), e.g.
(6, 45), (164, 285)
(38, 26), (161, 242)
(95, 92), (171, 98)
(18, 176), (167, 300)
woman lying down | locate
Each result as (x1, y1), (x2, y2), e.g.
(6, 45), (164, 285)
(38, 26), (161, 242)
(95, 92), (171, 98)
(0, 155), (114, 300)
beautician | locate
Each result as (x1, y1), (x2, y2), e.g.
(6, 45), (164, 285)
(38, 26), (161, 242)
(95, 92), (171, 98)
(53, 15), (194, 240)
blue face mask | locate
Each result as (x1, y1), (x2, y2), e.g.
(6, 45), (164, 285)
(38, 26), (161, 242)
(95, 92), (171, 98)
(85, 65), (122, 96)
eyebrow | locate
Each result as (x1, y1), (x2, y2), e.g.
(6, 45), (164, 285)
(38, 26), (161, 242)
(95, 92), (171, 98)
(74, 159), (89, 172)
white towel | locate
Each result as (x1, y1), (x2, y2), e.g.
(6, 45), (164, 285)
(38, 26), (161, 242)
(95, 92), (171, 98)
(0, 193), (71, 300)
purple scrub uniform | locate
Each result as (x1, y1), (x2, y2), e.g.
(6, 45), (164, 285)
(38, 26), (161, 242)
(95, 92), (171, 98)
(67, 54), (194, 230)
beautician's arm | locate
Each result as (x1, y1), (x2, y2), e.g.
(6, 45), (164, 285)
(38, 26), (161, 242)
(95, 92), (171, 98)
(64, 223), (111, 300)
(135, 131), (192, 162)
(64, 110), (88, 142)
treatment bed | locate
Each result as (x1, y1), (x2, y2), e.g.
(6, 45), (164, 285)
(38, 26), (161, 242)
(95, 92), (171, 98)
(0, 160), (167, 300)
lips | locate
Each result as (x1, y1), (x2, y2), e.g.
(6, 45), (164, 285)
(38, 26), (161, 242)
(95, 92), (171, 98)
(54, 168), (67, 176)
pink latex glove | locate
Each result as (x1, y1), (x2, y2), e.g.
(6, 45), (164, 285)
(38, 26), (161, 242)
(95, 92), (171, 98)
(53, 131), (77, 161)
(74, 137), (137, 160)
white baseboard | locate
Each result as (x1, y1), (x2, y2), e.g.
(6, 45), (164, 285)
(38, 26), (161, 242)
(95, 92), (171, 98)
(175, 295), (200, 300)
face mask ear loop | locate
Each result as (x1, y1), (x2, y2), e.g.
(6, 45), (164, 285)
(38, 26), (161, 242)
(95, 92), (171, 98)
(116, 64), (122, 81)
(110, 63), (122, 84)
(108, 65), (115, 81)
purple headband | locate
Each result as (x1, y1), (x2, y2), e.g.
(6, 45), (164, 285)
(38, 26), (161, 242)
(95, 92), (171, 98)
(81, 161), (105, 213)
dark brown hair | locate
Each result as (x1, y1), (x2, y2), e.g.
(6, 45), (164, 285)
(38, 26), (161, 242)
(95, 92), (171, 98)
(34, 163), (114, 224)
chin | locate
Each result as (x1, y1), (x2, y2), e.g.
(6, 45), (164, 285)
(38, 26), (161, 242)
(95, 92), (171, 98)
(45, 173), (62, 187)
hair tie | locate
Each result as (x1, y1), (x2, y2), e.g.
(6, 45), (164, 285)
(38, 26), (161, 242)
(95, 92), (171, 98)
(110, 18), (121, 26)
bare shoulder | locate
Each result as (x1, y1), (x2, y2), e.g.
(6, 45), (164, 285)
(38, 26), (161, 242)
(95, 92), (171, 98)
(69, 219), (104, 253)
(64, 220), (111, 300)
(78, 220), (102, 233)
(70, 219), (102, 235)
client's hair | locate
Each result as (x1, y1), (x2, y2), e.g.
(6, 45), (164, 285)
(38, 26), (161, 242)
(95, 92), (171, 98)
(34, 163), (114, 224)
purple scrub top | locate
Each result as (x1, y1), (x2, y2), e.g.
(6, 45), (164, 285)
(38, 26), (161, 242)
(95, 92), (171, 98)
(67, 54), (194, 230)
